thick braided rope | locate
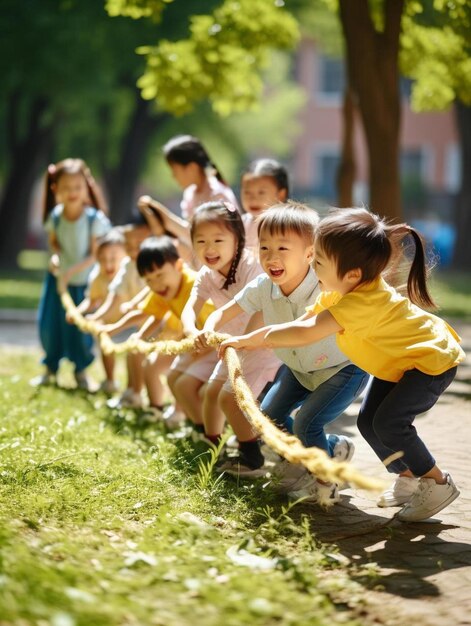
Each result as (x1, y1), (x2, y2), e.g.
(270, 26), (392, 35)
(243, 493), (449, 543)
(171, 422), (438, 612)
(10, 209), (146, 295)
(61, 291), (384, 490)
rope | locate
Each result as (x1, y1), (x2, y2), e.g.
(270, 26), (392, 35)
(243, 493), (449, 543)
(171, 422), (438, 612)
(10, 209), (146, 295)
(60, 291), (384, 491)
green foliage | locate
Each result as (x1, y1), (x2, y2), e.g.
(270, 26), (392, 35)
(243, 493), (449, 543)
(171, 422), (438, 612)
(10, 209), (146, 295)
(401, 1), (471, 111)
(112, 0), (299, 115)
(106, 0), (172, 20)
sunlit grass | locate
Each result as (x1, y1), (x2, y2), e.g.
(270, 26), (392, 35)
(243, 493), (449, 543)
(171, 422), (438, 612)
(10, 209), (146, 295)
(0, 348), (367, 626)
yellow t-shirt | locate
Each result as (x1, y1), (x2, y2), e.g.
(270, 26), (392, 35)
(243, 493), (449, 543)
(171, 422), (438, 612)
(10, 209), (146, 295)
(308, 277), (465, 382)
(138, 265), (214, 333)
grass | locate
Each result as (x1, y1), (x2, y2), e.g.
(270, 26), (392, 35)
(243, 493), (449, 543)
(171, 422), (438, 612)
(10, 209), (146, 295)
(0, 348), (373, 626)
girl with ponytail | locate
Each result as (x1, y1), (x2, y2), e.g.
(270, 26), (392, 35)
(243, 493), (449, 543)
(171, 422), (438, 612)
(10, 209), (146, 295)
(138, 135), (238, 261)
(169, 201), (280, 444)
(221, 207), (465, 521)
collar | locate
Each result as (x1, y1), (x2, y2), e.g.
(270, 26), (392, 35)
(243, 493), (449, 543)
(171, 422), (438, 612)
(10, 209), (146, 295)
(271, 267), (319, 303)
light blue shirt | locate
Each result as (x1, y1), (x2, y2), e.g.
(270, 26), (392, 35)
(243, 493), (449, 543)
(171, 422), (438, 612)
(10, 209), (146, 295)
(45, 205), (111, 285)
(234, 268), (350, 390)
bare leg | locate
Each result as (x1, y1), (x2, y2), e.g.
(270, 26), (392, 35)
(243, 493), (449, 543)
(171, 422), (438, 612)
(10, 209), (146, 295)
(219, 388), (258, 442)
(101, 351), (115, 383)
(145, 353), (174, 407)
(127, 353), (144, 394)
(173, 373), (204, 425)
(202, 379), (225, 436)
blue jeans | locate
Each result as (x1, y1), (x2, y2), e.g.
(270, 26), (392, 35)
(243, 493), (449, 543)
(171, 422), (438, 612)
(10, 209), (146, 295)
(260, 364), (369, 455)
(357, 367), (457, 476)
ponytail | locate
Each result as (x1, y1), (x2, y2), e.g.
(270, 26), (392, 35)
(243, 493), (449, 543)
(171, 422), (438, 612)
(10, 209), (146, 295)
(42, 164), (57, 223)
(388, 224), (435, 309)
(163, 135), (228, 185)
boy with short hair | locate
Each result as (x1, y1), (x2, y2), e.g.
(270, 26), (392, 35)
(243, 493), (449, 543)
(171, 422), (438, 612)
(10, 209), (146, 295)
(204, 204), (369, 504)
(101, 236), (214, 423)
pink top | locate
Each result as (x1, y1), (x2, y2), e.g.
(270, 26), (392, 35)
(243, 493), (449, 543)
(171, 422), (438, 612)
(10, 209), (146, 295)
(181, 175), (239, 221)
(192, 249), (264, 335)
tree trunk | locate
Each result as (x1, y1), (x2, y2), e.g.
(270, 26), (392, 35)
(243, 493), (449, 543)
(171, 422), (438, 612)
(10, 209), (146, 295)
(0, 97), (55, 268)
(104, 93), (169, 224)
(336, 87), (357, 207)
(452, 101), (471, 270)
(339, 0), (403, 221)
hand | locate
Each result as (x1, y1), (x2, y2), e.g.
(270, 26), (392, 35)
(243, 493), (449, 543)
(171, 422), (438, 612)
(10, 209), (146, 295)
(120, 301), (134, 315)
(218, 335), (255, 359)
(65, 311), (74, 324)
(49, 254), (60, 276)
(192, 330), (210, 352)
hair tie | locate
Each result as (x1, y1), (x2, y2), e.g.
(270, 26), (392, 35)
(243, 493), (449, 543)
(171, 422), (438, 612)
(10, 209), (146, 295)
(48, 164), (56, 176)
(222, 201), (237, 213)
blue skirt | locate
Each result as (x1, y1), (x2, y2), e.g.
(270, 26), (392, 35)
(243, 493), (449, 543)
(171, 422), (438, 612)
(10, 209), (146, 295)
(38, 272), (94, 373)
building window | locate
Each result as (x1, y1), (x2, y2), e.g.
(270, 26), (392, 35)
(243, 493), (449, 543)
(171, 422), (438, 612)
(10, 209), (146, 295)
(315, 151), (341, 199)
(400, 149), (424, 180)
(317, 55), (345, 100)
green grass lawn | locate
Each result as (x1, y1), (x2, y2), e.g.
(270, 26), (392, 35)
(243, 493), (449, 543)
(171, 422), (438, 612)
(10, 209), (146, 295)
(0, 349), (373, 626)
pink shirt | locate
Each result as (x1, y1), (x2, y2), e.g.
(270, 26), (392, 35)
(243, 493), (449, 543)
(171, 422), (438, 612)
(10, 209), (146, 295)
(192, 250), (264, 335)
(181, 176), (239, 221)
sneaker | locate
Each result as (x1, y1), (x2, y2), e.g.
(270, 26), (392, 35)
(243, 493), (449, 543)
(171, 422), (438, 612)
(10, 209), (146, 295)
(99, 380), (118, 395)
(217, 456), (267, 478)
(29, 372), (55, 387)
(288, 475), (340, 507)
(397, 472), (459, 522)
(162, 405), (186, 430)
(140, 406), (164, 423)
(226, 434), (239, 449)
(377, 475), (419, 507)
(270, 459), (309, 493)
(107, 389), (143, 409)
(331, 435), (355, 462)
(75, 371), (95, 392)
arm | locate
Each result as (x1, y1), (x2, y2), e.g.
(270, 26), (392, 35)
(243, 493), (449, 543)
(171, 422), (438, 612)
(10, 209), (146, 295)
(219, 310), (341, 356)
(203, 299), (244, 332)
(58, 237), (98, 293)
(120, 286), (151, 315)
(89, 291), (123, 323)
(99, 309), (149, 336)
(138, 195), (191, 245)
(181, 290), (205, 337)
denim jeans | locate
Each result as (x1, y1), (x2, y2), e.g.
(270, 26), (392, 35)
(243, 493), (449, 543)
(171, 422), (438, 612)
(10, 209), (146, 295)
(357, 367), (457, 476)
(260, 364), (369, 455)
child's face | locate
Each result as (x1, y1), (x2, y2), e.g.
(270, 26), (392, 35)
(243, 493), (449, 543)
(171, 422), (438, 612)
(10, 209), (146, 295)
(143, 260), (183, 300)
(259, 228), (314, 296)
(124, 227), (151, 260)
(169, 162), (198, 189)
(98, 244), (126, 280)
(192, 221), (238, 277)
(241, 176), (287, 218)
(54, 173), (88, 209)
(313, 245), (350, 294)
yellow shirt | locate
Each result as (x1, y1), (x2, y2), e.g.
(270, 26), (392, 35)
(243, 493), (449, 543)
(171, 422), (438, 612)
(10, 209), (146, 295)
(138, 265), (214, 333)
(309, 277), (465, 382)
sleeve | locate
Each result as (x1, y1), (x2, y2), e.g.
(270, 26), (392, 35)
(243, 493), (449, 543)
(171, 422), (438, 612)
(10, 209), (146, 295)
(91, 210), (112, 238)
(86, 263), (101, 298)
(191, 268), (211, 301)
(138, 292), (168, 321)
(305, 291), (340, 315)
(234, 274), (266, 314)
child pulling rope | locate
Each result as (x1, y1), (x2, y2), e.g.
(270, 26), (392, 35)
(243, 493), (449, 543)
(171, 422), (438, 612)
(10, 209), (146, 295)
(61, 291), (384, 491)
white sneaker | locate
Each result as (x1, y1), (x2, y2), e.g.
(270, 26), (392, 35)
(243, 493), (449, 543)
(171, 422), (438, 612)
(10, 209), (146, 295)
(397, 472), (459, 522)
(162, 405), (186, 430)
(107, 389), (142, 409)
(332, 435), (355, 462)
(288, 475), (340, 507)
(75, 371), (95, 392)
(377, 475), (419, 507)
(217, 456), (268, 478)
(30, 372), (55, 387)
(99, 380), (118, 395)
(140, 406), (164, 423)
(271, 459), (309, 493)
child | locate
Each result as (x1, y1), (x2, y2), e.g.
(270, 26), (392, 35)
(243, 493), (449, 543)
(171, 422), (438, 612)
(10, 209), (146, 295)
(222, 207), (465, 521)
(92, 218), (151, 407)
(74, 229), (127, 394)
(206, 205), (369, 499)
(176, 201), (281, 459)
(32, 159), (111, 389)
(138, 135), (238, 254)
(240, 158), (289, 251)
(100, 236), (214, 423)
